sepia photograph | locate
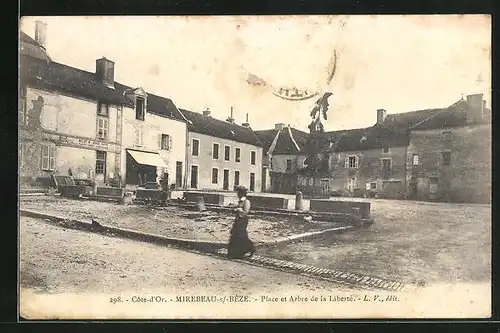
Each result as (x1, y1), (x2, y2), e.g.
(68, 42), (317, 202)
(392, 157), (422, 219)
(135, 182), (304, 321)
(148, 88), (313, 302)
(18, 15), (491, 320)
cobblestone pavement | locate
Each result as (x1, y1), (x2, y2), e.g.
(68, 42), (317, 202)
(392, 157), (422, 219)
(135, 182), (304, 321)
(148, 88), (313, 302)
(259, 200), (491, 285)
(20, 196), (336, 244)
(20, 216), (354, 296)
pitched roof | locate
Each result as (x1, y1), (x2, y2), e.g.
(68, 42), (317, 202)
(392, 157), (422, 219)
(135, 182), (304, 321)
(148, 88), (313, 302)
(384, 99), (491, 131)
(324, 125), (410, 152)
(254, 129), (277, 153)
(322, 98), (491, 152)
(19, 55), (186, 123)
(254, 126), (309, 155)
(180, 109), (263, 147)
(19, 31), (51, 62)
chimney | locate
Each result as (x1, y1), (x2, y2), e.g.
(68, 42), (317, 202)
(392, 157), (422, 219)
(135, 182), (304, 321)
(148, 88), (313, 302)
(242, 113), (250, 128)
(96, 57), (115, 89)
(275, 123), (285, 130)
(466, 93), (485, 123)
(226, 106), (235, 123)
(35, 20), (47, 49)
(376, 109), (387, 124)
(202, 108), (211, 117)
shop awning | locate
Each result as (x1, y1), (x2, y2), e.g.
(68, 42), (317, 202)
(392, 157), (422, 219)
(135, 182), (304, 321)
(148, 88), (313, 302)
(127, 149), (166, 168)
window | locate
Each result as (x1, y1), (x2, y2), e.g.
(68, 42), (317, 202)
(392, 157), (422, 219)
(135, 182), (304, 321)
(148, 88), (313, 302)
(41, 144), (55, 171)
(213, 143), (219, 159)
(345, 156), (359, 169)
(381, 158), (391, 179)
(192, 139), (199, 156)
(370, 182), (377, 190)
(249, 172), (255, 191)
(429, 177), (438, 185)
(97, 117), (109, 140)
(286, 159), (292, 171)
(382, 146), (390, 154)
(135, 128), (143, 146)
(175, 161), (183, 187)
(442, 151), (451, 166)
(97, 102), (109, 117)
(224, 145), (230, 161)
(19, 143), (26, 167)
(235, 147), (241, 162)
(442, 130), (452, 142)
(135, 97), (145, 120)
(160, 134), (171, 150)
(234, 170), (240, 186)
(412, 153), (419, 166)
(96, 150), (107, 174)
(212, 168), (219, 184)
(381, 159), (392, 170)
(251, 151), (256, 165)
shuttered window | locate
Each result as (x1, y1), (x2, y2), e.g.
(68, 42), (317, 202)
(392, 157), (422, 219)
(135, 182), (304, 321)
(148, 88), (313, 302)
(41, 144), (55, 171)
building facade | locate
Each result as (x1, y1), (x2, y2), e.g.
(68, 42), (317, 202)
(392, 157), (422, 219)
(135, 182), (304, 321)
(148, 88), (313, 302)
(255, 123), (308, 194)
(404, 94), (491, 203)
(19, 23), (187, 190)
(181, 108), (263, 192)
(324, 95), (491, 202)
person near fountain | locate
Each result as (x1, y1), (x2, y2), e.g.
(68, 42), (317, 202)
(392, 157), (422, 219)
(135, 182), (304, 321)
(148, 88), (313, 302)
(227, 186), (255, 259)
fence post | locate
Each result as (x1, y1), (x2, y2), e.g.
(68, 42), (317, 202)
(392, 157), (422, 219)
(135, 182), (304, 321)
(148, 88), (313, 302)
(295, 191), (304, 211)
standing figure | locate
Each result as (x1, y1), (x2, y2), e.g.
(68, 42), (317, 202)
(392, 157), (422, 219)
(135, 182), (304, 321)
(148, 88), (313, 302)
(227, 186), (255, 259)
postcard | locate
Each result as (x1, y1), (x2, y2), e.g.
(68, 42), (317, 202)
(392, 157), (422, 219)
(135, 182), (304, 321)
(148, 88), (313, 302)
(19, 14), (491, 319)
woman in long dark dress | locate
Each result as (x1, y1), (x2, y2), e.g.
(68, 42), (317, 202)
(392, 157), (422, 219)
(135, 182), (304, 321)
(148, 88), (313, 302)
(227, 186), (255, 259)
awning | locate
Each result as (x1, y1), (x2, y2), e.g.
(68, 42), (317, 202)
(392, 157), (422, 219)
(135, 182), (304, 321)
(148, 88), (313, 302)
(127, 149), (166, 168)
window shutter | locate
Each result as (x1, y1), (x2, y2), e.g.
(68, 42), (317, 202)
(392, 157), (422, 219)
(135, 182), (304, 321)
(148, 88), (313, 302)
(344, 156), (349, 168)
(168, 135), (172, 150)
(158, 134), (162, 149)
(355, 157), (359, 168)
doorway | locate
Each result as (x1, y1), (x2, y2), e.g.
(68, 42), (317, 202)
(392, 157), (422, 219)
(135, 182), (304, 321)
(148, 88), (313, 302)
(223, 169), (229, 190)
(190, 165), (198, 189)
(249, 172), (255, 192)
(175, 161), (183, 188)
(347, 177), (356, 193)
(261, 167), (267, 192)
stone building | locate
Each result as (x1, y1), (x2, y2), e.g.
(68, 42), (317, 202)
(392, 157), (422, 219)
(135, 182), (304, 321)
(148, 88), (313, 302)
(180, 107), (263, 192)
(324, 94), (491, 202)
(255, 123), (308, 194)
(397, 94), (491, 203)
(19, 23), (187, 189)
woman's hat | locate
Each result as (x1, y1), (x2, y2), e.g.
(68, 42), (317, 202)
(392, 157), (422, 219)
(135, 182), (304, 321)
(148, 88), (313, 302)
(235, 185), (248, 192)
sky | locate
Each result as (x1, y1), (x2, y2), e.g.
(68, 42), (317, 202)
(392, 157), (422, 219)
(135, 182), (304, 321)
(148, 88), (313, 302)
(20, 15), (491, 132)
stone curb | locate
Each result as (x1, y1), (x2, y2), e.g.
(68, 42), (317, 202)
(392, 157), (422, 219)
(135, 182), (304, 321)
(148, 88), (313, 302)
(20, 209), (356, 251)
(20, 209), (227, 251)
(166, 201), (373, 226)
(20, 209), (413, 292)
(256, 226), (355, 248)
(19, 192), (49, 197)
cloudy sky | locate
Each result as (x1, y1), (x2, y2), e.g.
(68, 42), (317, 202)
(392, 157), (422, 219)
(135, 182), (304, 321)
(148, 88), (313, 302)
(20, 15), (491, 132)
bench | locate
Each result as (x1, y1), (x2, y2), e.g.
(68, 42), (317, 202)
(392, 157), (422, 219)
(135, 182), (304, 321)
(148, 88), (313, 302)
(309, 200), (371, 219)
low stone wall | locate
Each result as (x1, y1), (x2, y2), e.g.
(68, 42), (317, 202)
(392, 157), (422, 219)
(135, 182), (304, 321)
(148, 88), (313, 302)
(183, 192), (225, 205)
(59, 185), (93, 198)
(310, 200), (371, 219)
(136, 189), (169, 203)
(96, 186), (125, 198)
(247, 195), (289, 210)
